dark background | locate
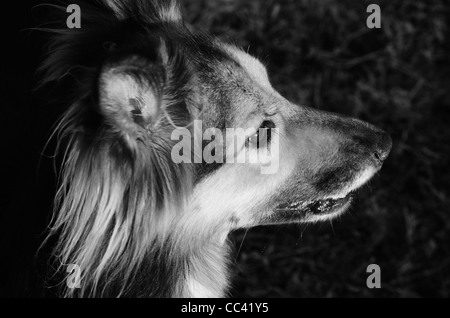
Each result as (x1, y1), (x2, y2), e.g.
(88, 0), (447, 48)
(1, 0), (449, 297)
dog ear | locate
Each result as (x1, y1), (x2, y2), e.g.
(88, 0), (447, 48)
(98, 56), (166, 146)
(105, 0), (182, 22)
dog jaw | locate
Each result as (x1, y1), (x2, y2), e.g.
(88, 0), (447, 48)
(326, 166), (377, 200)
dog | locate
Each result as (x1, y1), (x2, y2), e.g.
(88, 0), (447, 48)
(40, 0), (392, 297)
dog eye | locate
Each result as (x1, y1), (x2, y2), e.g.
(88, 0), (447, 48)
(248, 120), (275, 148)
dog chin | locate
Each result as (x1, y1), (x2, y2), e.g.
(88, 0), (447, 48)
(269, 166), (377, 224)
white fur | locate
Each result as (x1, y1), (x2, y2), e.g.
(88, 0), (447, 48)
(328, 166), (377, 200)
(224, 45), (275, 93)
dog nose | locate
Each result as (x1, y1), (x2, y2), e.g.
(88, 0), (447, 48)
(373, 132), (392, 163)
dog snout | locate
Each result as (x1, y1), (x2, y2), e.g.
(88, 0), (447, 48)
(327, 115), (392, 167)
(373, 131), (392, 164)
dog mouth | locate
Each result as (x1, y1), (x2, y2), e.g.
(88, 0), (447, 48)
(276, 192), (353, 216)
(272, 167), (378, 220)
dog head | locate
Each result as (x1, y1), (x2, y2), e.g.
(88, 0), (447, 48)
(42, 0), (391, 296)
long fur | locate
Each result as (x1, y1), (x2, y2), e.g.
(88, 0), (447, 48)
(40, 0), (212, 297)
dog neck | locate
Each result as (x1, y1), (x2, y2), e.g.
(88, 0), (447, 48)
(178, 232), (231, 297)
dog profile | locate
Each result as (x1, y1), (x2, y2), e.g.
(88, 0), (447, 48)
(40, 0), (392, 297)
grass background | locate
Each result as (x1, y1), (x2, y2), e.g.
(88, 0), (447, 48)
(182, 0), (450, 297)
